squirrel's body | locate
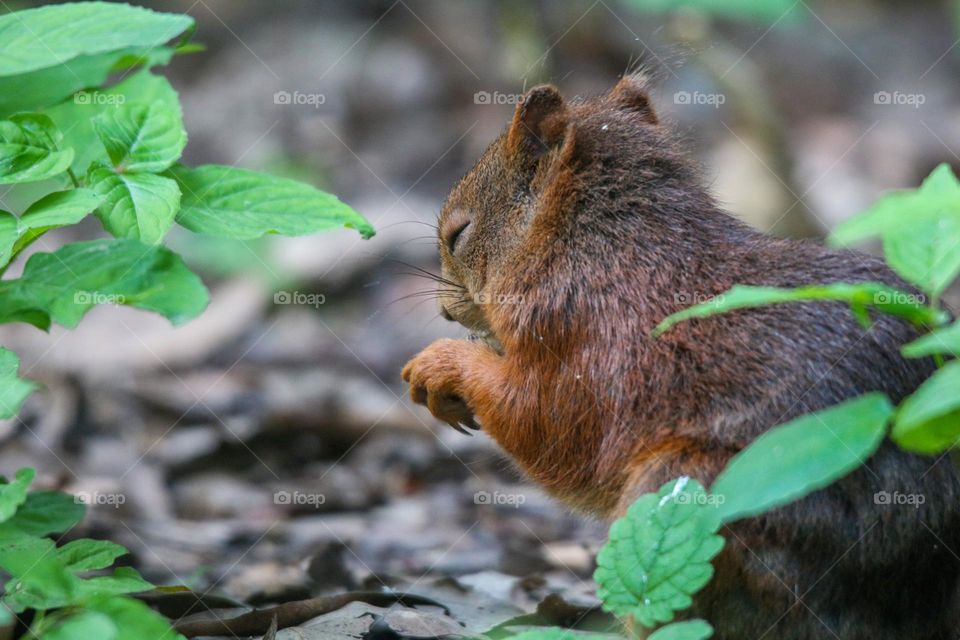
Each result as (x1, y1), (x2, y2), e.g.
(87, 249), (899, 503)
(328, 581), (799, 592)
(402, 76), (960, 639)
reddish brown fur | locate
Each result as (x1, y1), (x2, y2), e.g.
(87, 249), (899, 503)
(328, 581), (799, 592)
(402, 76), (960, 639)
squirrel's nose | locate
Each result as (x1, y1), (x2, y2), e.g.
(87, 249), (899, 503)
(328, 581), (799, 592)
(440, 306), (454, 321)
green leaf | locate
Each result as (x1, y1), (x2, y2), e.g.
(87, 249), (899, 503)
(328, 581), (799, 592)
(653, 283), (947, 337)
(45, 72), (181, 174)
(0, 536), (76, 613)
(0, 2), (193, 76)
(594, 478), (724, 627)
(0, 468), (34, 523)
(0, 239), (209, 329)
(830, 164), (960, 296)
(627, 0), (800, 23)
(649, 620), (714, 640)
(902, 321), (960, 358)
(0, 491), (85, 539)
(57, 539), (127, 572)
(507, 630), (619, 640)
(0, 114), (73, 184)
(92, 102), (186, 173)
(0, 189), (101, 267)
(88, 166), (180, 244)
(84, 595), (187, 640)
(41, 611), (118, 640)
(711, 393), (893, 523)
(171, 164), (376, 240)
(0, 47), (175, 117)
(0, 349), (36, 420)
(892, 362), (960, 454)
(75, 566), (153, 597)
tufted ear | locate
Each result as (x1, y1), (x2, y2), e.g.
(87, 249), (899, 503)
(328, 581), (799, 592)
(507, 84), (569, 158)
(609, 74), (658, 124)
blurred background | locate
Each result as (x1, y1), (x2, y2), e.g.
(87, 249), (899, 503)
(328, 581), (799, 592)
(1, 0), (959, 618)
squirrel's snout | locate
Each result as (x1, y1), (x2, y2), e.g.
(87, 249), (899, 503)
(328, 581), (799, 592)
(439, 305), (454, 321)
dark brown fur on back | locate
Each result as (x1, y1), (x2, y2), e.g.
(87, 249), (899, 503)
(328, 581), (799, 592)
(402, 75), (960, 639)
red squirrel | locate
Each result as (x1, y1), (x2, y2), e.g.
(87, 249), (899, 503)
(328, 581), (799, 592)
(401, 75), (960, 639)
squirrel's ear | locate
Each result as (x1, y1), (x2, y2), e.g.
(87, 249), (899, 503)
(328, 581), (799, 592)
(507, 84), (568, 157)
(609, 75), (658, 124)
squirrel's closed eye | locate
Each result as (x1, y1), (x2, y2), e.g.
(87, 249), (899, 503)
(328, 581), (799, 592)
(443, 216), (471, 254)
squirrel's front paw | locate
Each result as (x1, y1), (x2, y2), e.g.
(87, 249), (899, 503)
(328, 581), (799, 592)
(401, 339), (480, 435)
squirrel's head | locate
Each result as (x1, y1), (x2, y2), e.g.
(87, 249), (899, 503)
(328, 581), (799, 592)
(436, 74), (697, 344)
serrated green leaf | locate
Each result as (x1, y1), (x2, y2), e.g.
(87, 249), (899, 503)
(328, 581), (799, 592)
(88, 166), (180, 244)
(45, 72), (182, 174)
(648, 620), (714, 640)
(883, 216), (960, 298)
(0, 491), (85, 539)
(0, 239), (209, 329)
(84, 595), (186, 640)
(171, 164), (375, 240)
(902, 321), (960, 358)
(41, 610), (118, 640)
(0, 468), (34, 523)
(0, 189), (101, 267)
(57, 539), (128, 572)
(0, 349), (36, 421)
(92, 102), (186, 173)
(0, 114), (73, 184)
(653, 283), (946, 336)
(594, 478), (724, 627)
(711, 393), (892, 523)
(892, 362), (960, 454)
(0, 2), (193, 76)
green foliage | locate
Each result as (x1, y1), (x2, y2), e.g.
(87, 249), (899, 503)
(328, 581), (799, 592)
(0, 351), (36, 420)
(0, 114), (74, 184)
(710, 394), (892, 522)
(171, 164), (376, 240)
(902, 320), (960, 358)
(0, 1), (373, 419)
(830, 164), (960, 299)
(891, 362), (960, 454)
(626, 0), (800, 23)
(653, 282), (946, 336)
(594, 479), (724, 626)
(0, 468), (184, 638)
(0, 4), (376, 634)
(648, 620), (714, 640)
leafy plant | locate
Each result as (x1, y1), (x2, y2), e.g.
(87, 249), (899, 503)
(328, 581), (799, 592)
(0, 468), (179, 638)
(513, 165), (960, 639)
(0, 1), (373, 420)
(0, 2), (373, 636)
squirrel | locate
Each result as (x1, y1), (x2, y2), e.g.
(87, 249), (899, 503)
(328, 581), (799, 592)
(401, 75), (960, 639)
